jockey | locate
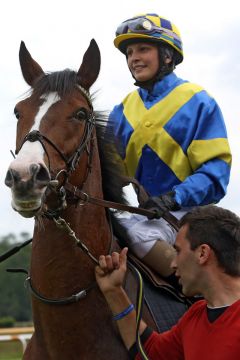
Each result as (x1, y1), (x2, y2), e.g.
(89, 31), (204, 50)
(109, 13), (232, 278)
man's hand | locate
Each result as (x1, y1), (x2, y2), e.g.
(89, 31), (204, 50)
(95, 247), (148, 350)
(142, 191), (180, 219)
(95, 247), (128, 295)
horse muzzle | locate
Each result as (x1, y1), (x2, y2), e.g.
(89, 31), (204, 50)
(5, 163), (51, 218)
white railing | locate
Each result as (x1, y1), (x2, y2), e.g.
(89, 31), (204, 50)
(0, 327), (33, 353)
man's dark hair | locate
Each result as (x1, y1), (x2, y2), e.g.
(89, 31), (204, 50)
(180, 205), (240, 276)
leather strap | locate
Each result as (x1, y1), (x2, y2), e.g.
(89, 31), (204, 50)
(64, 182), (179, 231)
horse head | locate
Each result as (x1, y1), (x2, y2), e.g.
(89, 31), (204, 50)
(5, 40), (101, 218)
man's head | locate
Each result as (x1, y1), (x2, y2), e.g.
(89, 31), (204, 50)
(171, 205), (240, 296)
(180, 205), (240, 276)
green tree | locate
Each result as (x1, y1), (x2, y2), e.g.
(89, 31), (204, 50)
(0, 233), (32, 321)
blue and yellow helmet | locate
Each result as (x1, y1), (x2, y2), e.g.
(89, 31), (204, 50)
(114, 13), (183, 64)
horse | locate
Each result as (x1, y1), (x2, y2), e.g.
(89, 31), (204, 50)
(4, 40), (188, 359)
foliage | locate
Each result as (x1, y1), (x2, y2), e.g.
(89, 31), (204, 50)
(0, 316), (15, 328)
(0, 233), (32, 322)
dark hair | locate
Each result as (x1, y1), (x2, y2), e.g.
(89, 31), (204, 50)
(157, 44), (177, 78)
(180, 205), (240, 276)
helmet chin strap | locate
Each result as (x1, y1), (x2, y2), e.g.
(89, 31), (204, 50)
(133, 76), (160, 90)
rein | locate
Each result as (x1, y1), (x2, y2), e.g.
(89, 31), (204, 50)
(7, 268), (94, 305)
(64, 182), (180, 231)
(5, 215), (105, 305)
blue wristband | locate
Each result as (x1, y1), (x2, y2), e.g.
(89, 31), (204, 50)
(113, 304), (134, 321)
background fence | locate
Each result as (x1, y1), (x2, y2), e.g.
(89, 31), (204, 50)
(0, 327), (33, 353)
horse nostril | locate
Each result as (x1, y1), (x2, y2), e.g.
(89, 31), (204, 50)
(5, 169), (20, 188)
(30, 164), (39, 176)
(34, 164), (51, 187)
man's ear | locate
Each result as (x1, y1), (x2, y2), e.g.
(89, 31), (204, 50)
(198, 244), (211, 265)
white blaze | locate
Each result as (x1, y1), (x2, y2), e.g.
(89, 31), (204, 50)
(14, 92), (60, 170)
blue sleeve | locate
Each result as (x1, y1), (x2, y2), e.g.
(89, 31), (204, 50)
(173, 97), (232, 207)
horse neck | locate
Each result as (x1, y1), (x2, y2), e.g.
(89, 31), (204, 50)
(66, 136), (111, 247)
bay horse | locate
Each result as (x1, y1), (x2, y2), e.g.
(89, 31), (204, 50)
(4, 40), (187, 359)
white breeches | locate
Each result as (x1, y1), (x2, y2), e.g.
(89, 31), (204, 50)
(117, 211), (186, 258)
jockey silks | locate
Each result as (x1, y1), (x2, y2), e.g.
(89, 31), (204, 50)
(109, 72), (231, 207)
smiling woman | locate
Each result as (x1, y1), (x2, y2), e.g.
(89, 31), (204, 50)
(108, 12), (232, 279)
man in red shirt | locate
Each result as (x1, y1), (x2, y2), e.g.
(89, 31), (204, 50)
(95, 205), (240, 359)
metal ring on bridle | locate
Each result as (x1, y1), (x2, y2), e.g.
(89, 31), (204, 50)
(78, 192), (89, 206)
(55, 169), (68, 185)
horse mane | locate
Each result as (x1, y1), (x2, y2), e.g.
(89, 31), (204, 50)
(95, 113), (127, 205)
(31, 69), (80, 98)
(31, 69), (127, 205)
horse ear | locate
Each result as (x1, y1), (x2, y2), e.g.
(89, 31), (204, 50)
(77, 39), (101, 90)
(19, 41), (44, 86)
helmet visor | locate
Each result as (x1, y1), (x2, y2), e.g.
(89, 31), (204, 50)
(116, 17), (181, 42)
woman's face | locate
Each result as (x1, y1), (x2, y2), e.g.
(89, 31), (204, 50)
(126, 42), (160, 82)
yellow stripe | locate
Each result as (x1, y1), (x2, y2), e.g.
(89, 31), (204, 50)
(188, 138), (232, 170)
(151, 129), (192, 181)
(123, 83), (204, 176)
(147, 15), (161, 27)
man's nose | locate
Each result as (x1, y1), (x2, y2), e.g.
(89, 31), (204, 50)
(170, 255), (177, 271)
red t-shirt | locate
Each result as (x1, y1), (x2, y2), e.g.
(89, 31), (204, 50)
(135, 299), (240, 360)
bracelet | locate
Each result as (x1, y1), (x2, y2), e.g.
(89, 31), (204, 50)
(113, 304), (134, 321)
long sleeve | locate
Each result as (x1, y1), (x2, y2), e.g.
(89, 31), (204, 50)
(173, 96), (231, 206)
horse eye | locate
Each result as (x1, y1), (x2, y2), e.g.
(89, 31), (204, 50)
(14, 107), (20, 120)
(74, 108), (88, 121)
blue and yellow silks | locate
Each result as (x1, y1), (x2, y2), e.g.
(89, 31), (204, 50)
(109, 73), (231, 207)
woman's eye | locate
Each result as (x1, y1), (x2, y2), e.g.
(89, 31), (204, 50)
(14, 108), (20, 119)
(74, 108), (88, 121)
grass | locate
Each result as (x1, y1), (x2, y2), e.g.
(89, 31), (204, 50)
(0, 341), (22, 360)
